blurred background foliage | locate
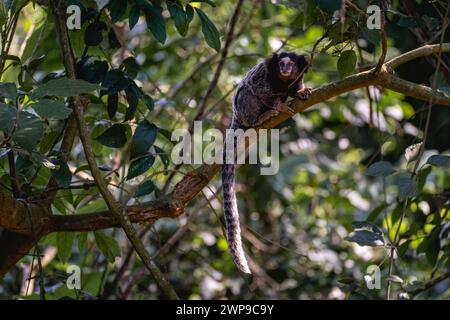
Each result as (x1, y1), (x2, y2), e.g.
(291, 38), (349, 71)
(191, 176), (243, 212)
(0, 0), (449, 299)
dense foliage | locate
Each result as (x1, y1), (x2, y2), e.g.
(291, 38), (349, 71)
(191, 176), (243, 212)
(0, 0), (449, 299)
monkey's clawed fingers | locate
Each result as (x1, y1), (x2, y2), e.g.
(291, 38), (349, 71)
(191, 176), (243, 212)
(296, 87), (312, 100)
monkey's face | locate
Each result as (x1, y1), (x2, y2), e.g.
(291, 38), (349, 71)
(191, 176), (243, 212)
(278, 57), (298, 78)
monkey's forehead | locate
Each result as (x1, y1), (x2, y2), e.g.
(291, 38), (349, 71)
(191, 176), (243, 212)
(280, 57), (292, 63)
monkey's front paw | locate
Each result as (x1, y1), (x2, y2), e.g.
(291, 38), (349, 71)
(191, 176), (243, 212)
(276, 104), (295, 117)
(296, 87), (312, 100)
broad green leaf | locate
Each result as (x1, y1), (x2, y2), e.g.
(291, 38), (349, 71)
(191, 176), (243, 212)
(366, 161), (395, 177)
(129, 5), (140, 30)
(315, 0), (340, 14)
(76, 198), (108, 214)
(108, 28), (121, 49)
(361, 27), (380, 46)
(57, 232), (75, 263)
(130, 120), (158, 159)
(426, 154), (450, 167)
(122, 57), (140, 78)
(417, 165), (432, 190)
(337, 50), (356, 79)
(94, 124), (128, 148)
(94, 231), (121, 263)
(396, 174), (419, 201)
(345, 230), (385, 247)
(0, 103), (17, 133)
(351, 221), (384, 236)
(79, 59), (108, 84)
(34, 78), (102, 98)
(84, 21), (106, 46)
(107, 93), (118, 119)
(0, 82), (18, 100)
(135, 180), (155, 197)
(195, 8), (221, 52)
(13, 112), (44, 151)
(51, 160), (72, 188)
(124, 84), (140, 121)
(367, 203), (387, 222)
(102, 69), (131, 95)
(141, 93), (154, 111)
(426, 229), (440, 267)
(127, 155), (155, 180)
(143, 3), (167, 44)
(168, 2), (189, 37)
(108, 0), (127, 22)
(31, 99), (72, 120)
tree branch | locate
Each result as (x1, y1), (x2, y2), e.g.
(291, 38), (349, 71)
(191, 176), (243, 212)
(1, 44), (450, 278)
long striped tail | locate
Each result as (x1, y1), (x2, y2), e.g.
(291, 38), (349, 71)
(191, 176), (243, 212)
(222, 128), (251, 274)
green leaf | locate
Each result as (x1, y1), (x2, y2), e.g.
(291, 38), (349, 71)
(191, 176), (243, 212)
(345, 230), (384, 247)
(129, 5), (140, 30)
(398, 16), (424, 28)
(78, 232), (88, 253)
(143, 3), (167, 44)
(130, 120), (158, 159)
(337, 50), (356, 79)
(367, 203), (387, 222)
(108, 0), (127, 23)
(124, 84), (140, 121)
(108, 28), (121, 49)
(417, 165), (432, 190)
(95, 124), (128, 148)
(31, 99), (72, 120)
(154, 145), (169, 169)
(102, 69), (131, 95)
(107, 93), (118, 119)
(168, 1), (189, 37)
(186, 4), (194, 22)
(351, 221), (384, 236)
(189, 0), (216, 7)
(315, 0), (341, 14)
(51, 160), (72, 188)
(94, 231), (121, 263)
(426, 229), (440, 267)
(396, 174), (419, 201)
(13, 112), (44, 151)
(0, 82), (18, 100)
(135, 180), (155, 197)
(127, 155), (155, 180)
(0, 103), (17, 133)
(79, 59), (108, 84)
(57, 232), (75, 263)
(195, 8), (221, 52)
(426, 154), (450, 167)
(122, 57), (140, 79)
(84, 21), (107, 46)
(141, 93), (154, 111)
(34, 78), (102, 98)
(366, 161), (395, 177)
(361, 27), (380, 46)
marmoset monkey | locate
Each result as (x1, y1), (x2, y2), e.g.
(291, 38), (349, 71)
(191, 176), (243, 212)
(222, 52), (311, 274)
